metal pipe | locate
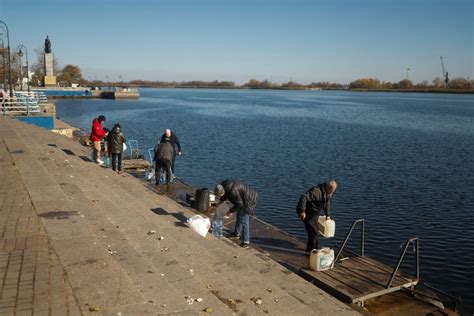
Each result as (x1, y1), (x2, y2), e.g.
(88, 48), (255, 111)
(387, 237), (418, 288)
(335, 219), (365, 262)
(0, 21), (13, 97)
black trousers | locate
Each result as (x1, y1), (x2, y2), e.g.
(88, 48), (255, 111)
(155, 159), (172, 184)
(111, 153), (122, 171)
(171, 154), (176, 173)
(304, 220), (319, 252)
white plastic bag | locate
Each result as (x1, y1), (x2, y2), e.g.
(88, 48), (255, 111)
(187, 215), (211, 237)
(123, 143), (127, 152)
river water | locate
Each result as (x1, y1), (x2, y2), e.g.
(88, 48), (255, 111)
(55, 88), (474, 312)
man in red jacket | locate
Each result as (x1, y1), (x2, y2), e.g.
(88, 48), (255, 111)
(89, 115), (107, 164)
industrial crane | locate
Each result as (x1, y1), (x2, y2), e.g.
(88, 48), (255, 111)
(440, 56), (449, 84)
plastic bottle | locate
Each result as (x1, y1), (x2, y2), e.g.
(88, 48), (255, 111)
(212, 216), (223, 238)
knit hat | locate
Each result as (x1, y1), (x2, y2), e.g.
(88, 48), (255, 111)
(214, 184), (225, 197)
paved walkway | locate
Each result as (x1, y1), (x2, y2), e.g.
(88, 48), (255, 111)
(0, 116), (360, 315)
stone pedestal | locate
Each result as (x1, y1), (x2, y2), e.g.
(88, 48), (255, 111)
(44, 53), (56, 86)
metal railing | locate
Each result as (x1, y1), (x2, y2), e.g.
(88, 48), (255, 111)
(386, 237), (419, 288)
(335, 219), (365, 262)
(15, 91), (48, 103)
(2, 98), (41, 115)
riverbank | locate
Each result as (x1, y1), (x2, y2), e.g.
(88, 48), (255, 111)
(0, 115), (360, 315)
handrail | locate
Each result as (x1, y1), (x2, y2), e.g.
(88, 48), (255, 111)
(335, 219), (365, 263)
(386, 237), (419, 288)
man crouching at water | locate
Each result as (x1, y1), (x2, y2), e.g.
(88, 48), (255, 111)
(214, 180), (258, 249)
(296, 180), (337, 254)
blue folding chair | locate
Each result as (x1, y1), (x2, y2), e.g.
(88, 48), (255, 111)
(128, 140), (139, 159)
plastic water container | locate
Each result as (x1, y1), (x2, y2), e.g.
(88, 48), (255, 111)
(310, 248), (335, 271)
(212, 216), (224, 238)
(318, 216), (335, 238)
(215, 201), (232, 219)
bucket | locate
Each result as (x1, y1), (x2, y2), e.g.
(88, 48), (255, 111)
(318, 216), (335, 238)
(195, 188), (209, 212)
(215, 201), (232, 219)
(309, 247), (334, 271)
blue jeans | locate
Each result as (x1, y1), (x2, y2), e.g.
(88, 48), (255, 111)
(234, 209), (250, 244)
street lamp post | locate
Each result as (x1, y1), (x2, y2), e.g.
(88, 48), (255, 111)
(0, 39), (6, 90)
(0, 20), (13, 97)
(17, 44), (30, 92)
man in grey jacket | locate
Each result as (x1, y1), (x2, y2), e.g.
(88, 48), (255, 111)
(296, 180), (337, 254)
(153, 142), (174, 185)
(214, 179), (258, 249)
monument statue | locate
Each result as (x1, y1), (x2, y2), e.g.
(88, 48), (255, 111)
(43, 35), (56, 85)
(44, 36), (52, 53)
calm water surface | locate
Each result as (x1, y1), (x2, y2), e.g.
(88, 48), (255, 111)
(55, 89), (474, 312)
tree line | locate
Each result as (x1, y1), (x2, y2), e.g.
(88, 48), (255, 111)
(1, 47), (472, 91)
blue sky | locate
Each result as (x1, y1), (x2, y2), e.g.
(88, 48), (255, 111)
(1, 0), (472, 84)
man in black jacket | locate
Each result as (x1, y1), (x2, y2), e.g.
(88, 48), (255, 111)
(296, 180), (337, 253)
(160, 129), (181, 174)
(153, 142), (174, 185)
(214, 180), (258, 249)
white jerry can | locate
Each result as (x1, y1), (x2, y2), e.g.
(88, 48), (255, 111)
(310, 248), (335, 271)
(318, 216), (335, 238)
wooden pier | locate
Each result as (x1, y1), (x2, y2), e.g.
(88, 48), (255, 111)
(300, 219), (420, 306)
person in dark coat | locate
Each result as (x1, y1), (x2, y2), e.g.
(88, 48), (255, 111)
(106, 123), (126, 173)
(160, 128), (181, 174)
(296, 180), (337, 253)
(153, 141), (174, 185)
(214, 179), (258, 249)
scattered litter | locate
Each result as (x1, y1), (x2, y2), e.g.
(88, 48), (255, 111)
(161, 304), (166, 308)
(160, 273), (165, 277)
(80, 215), (85, 218)
(196, 298), (203, 303)
(203, 307), (214, 313)
(147, 230), (156, 235)
(251, 297), (262, 305)
(107, 245), (117, 255)
(147, 300), (154, 303)
(158, 236), (164, 240)
(267, 288), (274, 293)
(147, 270), (154, 274)
(102, 236), (107, 238)
(88, 306), (100, 312)
(188, 269), (194, 275)
(185, 296), (194, 305)
(274, 298), (279, 303)
(206, 284), (212, 289)
(233, 255), (238, 258)
(70, 175), (74, 178)
(160, 247), (169, 252)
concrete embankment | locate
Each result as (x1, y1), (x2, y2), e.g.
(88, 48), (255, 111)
(0, 116), (359, 315)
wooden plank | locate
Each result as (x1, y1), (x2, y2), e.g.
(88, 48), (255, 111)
(347, 256), (415, 284)
(341, 253), (414, 281)
(338, 258), (410, 288)
(300, 269), (359, 303)
(323, 265), (381, 294)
